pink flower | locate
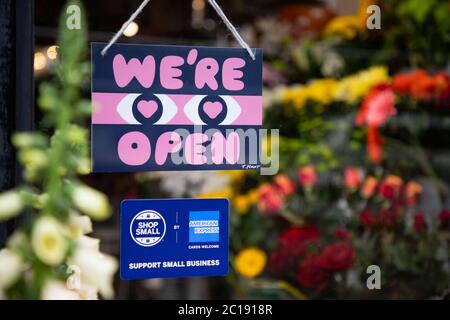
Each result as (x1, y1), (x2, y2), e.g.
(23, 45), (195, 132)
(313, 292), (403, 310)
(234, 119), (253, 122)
(355, 84), (396, 163)
(257, 184), (284, 215)
(298, 165), (317, 187)
(356, 84), (396, 127)
(273, 174), (296, 196)
(344, 166), (362, 189)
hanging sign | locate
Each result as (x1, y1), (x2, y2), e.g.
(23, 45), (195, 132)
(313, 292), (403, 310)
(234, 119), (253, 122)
(120, 198), (229, 280)
(91, 43), (263, 172)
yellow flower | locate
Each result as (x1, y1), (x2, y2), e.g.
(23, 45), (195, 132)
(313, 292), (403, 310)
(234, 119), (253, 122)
(334, 66), (389, 103)
(248, 189), (259, 203)
(198, 186), (233, 199)
(282, 85), (307, 110)
(233, 195), (251, 215)
(324, 15), (360, 39)
(357, 0), (379, 28)
(226, 170), (248, 184)
(304, 79), (337, 105)
(235, 247), (267, 278)
(32, 216), (68, 266)
(324, 0), (378, 39)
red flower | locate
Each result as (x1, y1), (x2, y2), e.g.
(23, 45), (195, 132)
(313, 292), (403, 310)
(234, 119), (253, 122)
(356, 84), (396, 163)
(317, 242), (355, 272)
(413, 212), (427, 233)
(124, 190), (138, 199)
(438, 209), (450, 230)
(359, 209), (376, 227)
(279, 226), (319, 247)
(335, 228), (351, 241)
(379, 175), (403, 200)
(344, 166), (362, 189)
(298, 165), (317, 187)
(257, 183), (284, 215)
(438, 84), (450, 109)
(379, 206), (399, 227)
(268, 248), (296, 278)
(273, 174), (296, 196)
(296, 255), (329, 291)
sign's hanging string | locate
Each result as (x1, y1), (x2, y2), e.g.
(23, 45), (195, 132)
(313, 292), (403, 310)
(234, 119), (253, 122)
(101, 0), (256, 61)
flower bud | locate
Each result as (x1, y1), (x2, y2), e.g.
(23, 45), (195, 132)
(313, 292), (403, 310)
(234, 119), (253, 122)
(72, 185), (111, 221)
(0, 191), (24, 221)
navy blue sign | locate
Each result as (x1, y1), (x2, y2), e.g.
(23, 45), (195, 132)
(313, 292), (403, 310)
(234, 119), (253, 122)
(120, 198), (229, 280)
(91, 43), (263, 172)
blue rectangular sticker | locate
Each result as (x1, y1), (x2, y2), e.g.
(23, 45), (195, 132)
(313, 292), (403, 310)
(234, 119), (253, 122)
(91, 43), (263, 172)
(120, 198), (229, 280)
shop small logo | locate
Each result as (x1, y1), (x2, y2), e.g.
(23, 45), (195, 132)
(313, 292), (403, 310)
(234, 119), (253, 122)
(189, 211), (219, 243)
(130, 210), (166, 247)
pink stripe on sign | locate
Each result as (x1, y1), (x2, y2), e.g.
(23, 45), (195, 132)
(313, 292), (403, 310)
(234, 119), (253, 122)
(92, 92), (128, 124)
(91, 92), (262, 125)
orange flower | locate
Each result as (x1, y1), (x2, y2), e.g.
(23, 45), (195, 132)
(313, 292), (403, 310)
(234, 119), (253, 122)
(273, 174), (296, 196)
(298, 165), (317, 187)
(411, 74), (437, 100)
(434, 72), (450, 93)
(361, 176), (378, 198)
(391, 70), (427, 95)
(405, 181), (422, 206)
(344, 166), (362, 189)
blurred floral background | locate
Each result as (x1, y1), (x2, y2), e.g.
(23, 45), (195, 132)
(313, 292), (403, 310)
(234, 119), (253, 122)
(0, 0), (449, 299)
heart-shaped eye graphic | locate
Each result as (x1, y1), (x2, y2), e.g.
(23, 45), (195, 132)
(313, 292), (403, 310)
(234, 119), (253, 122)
(203, 101), (223, 119)
(137, 100), (158, 118)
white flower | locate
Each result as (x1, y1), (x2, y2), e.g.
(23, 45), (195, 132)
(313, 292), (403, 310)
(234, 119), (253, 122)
(75, 235), (100, 251)
(41, 280), (80, 300)
(68, 212), (93, 236)
(0, 249), (25, 290)
(78, 284), (98, 300)
(68, 247), (118, 299)
(6, 231), (29, 250)
(72, 185), (111, 221)
(31, 216), (68, 266)
(0, 191), (24, 221)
